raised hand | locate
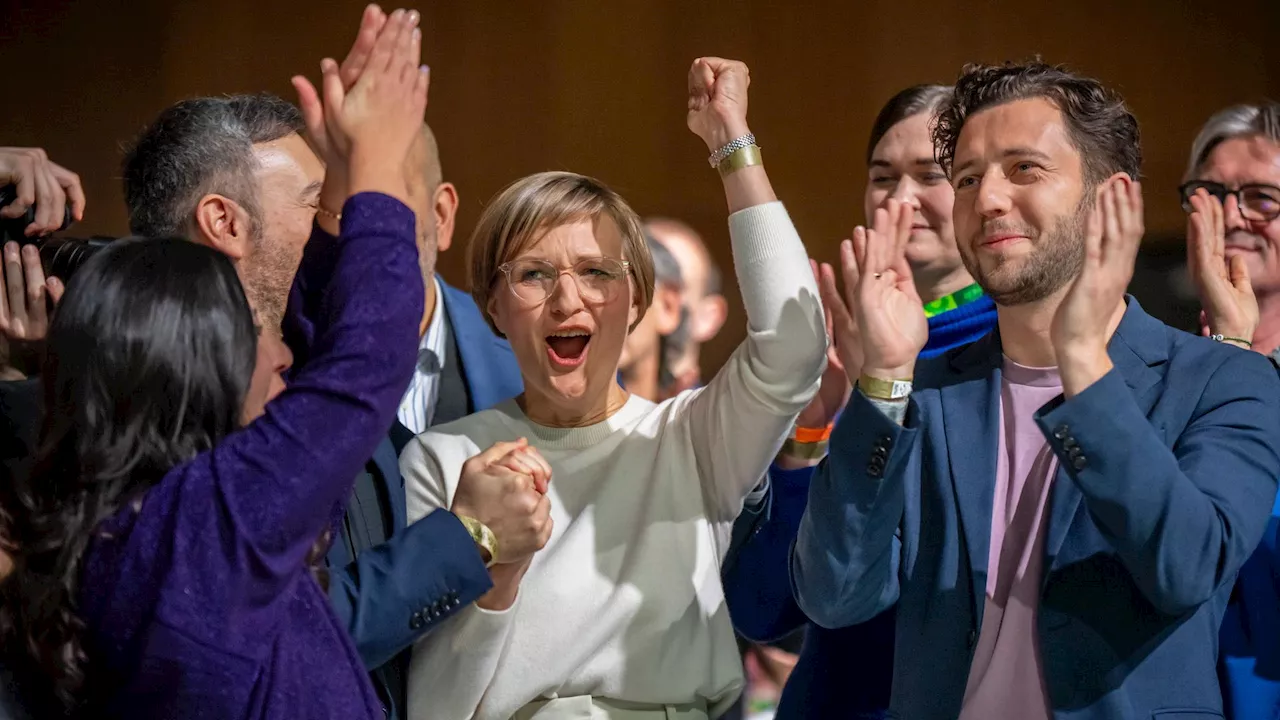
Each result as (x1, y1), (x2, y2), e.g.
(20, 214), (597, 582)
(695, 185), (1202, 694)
(1186, 188), (1258, 346)
(293, 4), (389, 165)
(793, 259), (854, 432)
(0, 147), (85, 236)
(291, 6), (428, 205)
(850, 199), (927, 381)
(1051, 178), (1144, 396)
(450, 439), (554, 566)
(686, 57), (751, 153)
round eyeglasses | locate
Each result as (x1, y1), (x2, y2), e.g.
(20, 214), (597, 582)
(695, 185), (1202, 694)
(497, 257), (631, 305)
(1179, 180), (1280, 222)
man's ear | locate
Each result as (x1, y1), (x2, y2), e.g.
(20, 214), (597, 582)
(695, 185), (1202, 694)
(652, 284), (683, 335)
(433, 182), (459, 253)
(193, 194), (252, 260)
(691, 293), (728, 343)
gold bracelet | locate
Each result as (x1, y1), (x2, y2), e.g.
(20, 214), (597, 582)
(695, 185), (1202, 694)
(315, 204), (342, 222)
(781, 436), (829, 460)
(858, 374), (913, 401)
(717, 144), (763, 177)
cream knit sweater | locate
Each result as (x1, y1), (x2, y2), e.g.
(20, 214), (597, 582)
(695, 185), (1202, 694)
(401, 201), (825, 719)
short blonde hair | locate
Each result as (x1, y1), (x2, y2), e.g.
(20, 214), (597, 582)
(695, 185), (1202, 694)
(468, 171), (655, 336)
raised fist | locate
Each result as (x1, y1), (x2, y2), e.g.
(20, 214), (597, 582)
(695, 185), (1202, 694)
(686, 57), (751, 153)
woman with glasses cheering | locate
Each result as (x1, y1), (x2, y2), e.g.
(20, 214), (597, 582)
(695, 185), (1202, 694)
(399, 57), (826, 720)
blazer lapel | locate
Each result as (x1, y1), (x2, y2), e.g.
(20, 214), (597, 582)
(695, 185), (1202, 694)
(940, 332), (1003, 628)
(369, 436), (407, 534)
(439, 281), (524, 412)
(1043, 297), (1167, 569)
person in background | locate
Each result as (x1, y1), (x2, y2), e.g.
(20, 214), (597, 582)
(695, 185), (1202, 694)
(721, 84), (998, 719)
(0, 145), (84, 720)
(0, 9), (431, 717)
(386, 119), (523, 453)
(644, 217), (728, 396)
(793, 60), (1280, 720)
(0, 146), (84, 560)
(400, 56), (826, 719)
(617, 231), (686, 402)
(1179, 101), (1280, 720)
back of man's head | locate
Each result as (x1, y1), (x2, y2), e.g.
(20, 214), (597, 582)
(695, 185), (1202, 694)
(123, 94), (303, 239)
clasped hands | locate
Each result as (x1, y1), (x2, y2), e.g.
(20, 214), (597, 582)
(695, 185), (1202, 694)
(451, 439), (554, 611)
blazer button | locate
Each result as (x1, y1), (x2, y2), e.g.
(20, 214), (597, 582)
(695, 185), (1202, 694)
(1062, 436), (1078, 450)
(409, 612), (423, 630)
(1053, 424), (1070, 440)
(1071, 455), (1087, 471)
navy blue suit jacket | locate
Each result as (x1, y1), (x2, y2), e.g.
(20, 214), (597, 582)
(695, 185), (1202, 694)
(324, 281), (522, 675)
(793, 298), (1280, 720)
(721, 298), (996, 719)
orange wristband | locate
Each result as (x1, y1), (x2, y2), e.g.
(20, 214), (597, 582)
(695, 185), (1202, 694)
(793, 422), (834, 444)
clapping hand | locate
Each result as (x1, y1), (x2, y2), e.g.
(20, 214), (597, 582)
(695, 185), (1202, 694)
(291, 5), (428, 209)
(1051, 178), (1144, 396)
(847, 199), (928, 383)
(1186, 188), (1258, 346)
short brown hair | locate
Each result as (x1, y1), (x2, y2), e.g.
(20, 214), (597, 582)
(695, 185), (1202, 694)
(467, 171), (654, 336)
(932, 61), (1142, 187)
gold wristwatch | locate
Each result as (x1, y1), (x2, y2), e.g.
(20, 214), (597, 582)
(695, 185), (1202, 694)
(457, 516), (498, 568)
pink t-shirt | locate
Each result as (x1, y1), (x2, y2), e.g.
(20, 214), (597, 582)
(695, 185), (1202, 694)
(958, 358), (1062, 720)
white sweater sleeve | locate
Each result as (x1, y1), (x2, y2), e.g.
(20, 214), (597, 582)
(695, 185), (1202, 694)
(684, 201), (826, 522)
(400, 434), (518, 720)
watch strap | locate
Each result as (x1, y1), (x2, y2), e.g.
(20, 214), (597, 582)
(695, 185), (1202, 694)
(457, 515), (498, 568)
(858, 374), (912, 401)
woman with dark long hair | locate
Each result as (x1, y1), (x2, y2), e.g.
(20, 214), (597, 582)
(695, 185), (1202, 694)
(0, 7), (428, 718)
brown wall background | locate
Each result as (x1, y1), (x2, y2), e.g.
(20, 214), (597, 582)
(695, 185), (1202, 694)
(2, 0), (1277, 373)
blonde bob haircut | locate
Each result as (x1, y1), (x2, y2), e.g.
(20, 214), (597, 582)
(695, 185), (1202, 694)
(468, 171), (655, 337)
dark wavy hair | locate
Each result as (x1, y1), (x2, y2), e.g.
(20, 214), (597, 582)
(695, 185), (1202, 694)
(866, 84), (953, 164)
(0, 237), (257, 714)
(932, 61), (1142, 187)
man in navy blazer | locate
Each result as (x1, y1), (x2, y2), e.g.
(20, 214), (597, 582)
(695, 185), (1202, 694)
(792, 61), (1280, 720)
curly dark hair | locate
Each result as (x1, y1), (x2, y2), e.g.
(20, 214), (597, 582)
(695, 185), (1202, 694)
(932, 61), (1142, 187)
(0, 238), (257, 714)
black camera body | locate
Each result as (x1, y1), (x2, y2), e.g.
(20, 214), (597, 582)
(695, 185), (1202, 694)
(0, 184), (112, 280)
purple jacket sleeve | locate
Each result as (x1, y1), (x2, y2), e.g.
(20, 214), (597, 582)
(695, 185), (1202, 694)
(160, 192), (421, 597)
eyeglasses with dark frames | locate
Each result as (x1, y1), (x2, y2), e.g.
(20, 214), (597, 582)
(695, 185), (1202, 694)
(1178, 180), (1280, 222)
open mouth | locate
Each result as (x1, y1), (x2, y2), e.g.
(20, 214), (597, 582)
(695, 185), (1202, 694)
(545, 329), (592, 368)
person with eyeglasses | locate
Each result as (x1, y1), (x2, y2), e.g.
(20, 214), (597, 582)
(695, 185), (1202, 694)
(1180, 101), (1280, 720)
(398, 57), (825, 720)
